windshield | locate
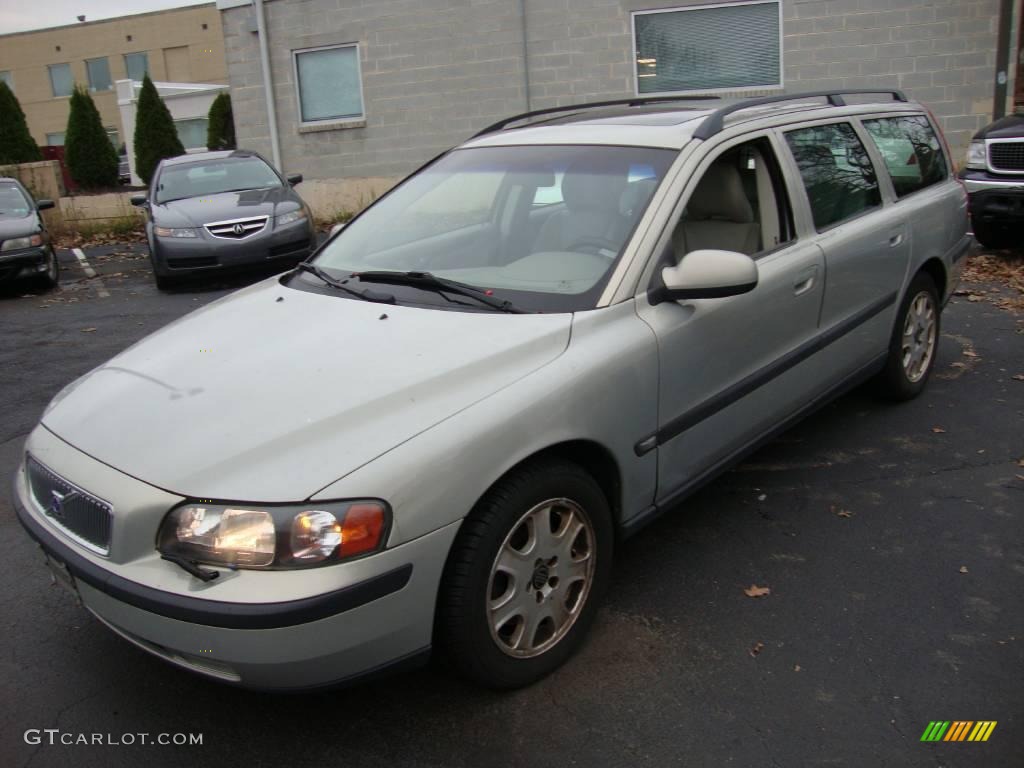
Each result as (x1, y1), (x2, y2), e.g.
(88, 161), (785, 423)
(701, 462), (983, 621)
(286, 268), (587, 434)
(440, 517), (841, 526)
(0, 182), (32, 218)
(309, 145), (676, 312)
(155, 156), (282, 203)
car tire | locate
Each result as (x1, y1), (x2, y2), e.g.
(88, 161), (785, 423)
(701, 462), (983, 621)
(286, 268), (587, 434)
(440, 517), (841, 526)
(436, 458), (613, 689)
(35, 247), (59, 291)
(875, 271), (940, 401)
(972, 220), (1014, 250)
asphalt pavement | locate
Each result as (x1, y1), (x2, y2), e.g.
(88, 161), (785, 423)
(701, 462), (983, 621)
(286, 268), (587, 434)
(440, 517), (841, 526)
(0, 245), (1021, 768)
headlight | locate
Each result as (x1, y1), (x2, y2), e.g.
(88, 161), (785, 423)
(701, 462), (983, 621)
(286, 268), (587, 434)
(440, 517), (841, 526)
(1, 234), (43, 251)
(157, 500), (389, 569)
(965, 141), (987, 170)
(275, 209), (307, 227)
(153, 226), (198, 238)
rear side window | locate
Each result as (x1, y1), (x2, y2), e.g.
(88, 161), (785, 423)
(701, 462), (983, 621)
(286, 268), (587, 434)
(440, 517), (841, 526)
(862, 115), (948, 198)
(784, 123), (881, 231)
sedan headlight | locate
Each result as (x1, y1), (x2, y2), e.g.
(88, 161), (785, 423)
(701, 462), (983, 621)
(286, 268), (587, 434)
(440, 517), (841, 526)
(1, 234), (43, 251)
(275, 209), (307, 227)
(157, 500), (389, 569)
(153, 226), (198, 238)
(965, 140), (987, 170)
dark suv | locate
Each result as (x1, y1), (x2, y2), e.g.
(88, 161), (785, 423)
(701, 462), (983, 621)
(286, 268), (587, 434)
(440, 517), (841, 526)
(958, 111), (1024, 249)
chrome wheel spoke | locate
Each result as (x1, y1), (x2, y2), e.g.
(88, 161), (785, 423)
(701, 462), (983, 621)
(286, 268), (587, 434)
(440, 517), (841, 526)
(901, 291), (936, 383)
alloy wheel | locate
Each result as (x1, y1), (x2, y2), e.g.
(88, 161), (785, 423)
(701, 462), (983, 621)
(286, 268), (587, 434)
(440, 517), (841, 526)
(900, 290), (936, 383)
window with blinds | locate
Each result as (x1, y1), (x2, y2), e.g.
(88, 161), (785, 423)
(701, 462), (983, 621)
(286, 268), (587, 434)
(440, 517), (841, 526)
(633, 1), (782, 95)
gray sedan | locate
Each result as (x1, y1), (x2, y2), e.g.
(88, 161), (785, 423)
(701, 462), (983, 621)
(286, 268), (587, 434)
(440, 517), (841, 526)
(132, 150), (316, 290)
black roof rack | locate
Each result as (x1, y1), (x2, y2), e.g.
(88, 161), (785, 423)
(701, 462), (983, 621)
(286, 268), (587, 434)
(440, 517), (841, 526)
(692, 88), (908, 140)
(471, 95), (721, 138)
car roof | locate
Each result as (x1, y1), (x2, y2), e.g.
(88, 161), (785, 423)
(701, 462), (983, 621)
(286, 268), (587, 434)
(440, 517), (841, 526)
(159, 150), (261, 167)
(462, 95), (928, 151)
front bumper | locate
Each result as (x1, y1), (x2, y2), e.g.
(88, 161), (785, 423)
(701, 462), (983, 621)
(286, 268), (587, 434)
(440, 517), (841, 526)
(151, 219), (315, 275)
(0, 245), (50, 282)
(958, 170), (1024, 224)
(11, 428), (460, 689)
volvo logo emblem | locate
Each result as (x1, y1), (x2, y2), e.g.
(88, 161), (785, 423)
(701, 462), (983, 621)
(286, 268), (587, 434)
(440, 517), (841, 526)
(48, 489), (77, 519)
(232, 223), (246, 236)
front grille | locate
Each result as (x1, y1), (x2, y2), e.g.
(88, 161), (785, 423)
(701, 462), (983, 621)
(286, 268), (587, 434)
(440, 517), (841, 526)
(989, 141), (1024, 173)
(205, 216), (268, 240)
(26, 455), (113, 554)
(269, 238), (311, 258)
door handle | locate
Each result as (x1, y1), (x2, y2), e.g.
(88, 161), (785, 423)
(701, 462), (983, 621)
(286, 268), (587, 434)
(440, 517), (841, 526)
(793, 266), (818, 296)
(889, 232), (904, 247)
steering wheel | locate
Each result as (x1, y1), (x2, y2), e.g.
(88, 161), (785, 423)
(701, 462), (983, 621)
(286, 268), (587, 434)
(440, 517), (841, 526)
(565, 235), (619, 258)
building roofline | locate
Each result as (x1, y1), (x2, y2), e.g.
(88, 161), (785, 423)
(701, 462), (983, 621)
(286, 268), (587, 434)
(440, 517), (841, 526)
(0, 2), (216, 39)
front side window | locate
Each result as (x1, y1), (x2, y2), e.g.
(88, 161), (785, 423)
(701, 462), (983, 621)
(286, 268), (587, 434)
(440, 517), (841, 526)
(155, 155), (282, 203)
(174, 118), (209, 150)
(294, 44), (364, 124)
(309, 145), (676, 313)
(86, 57), (112, 91)
(633, 1), (781, 94)
(124, 52), (149, 82)
(785, 123), (881, 231)
(862, 115), (948, 198)
(48, 64), (73, 98)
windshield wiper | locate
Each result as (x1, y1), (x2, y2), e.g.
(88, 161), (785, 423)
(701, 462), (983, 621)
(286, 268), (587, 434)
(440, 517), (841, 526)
(293, 262), (395, 303)
(353, 271), (525, 313)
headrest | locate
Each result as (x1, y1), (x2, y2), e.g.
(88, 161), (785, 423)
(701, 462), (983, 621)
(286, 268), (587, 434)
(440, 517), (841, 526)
(687, 161), (754, 224)
(561, 159), (629, 213)
(619, 177), (658, 216)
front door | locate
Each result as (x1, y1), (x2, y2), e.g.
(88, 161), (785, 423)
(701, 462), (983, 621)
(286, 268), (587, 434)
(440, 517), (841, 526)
(634, 134), (828, 501)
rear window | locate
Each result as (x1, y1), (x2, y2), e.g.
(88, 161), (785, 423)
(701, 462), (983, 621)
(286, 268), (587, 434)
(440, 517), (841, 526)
(862, 115), (948, 198)
(784, 123), (881, 231)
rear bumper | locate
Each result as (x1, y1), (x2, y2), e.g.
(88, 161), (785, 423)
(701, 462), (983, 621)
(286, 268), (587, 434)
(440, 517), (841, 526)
(151, 220), (315, 275)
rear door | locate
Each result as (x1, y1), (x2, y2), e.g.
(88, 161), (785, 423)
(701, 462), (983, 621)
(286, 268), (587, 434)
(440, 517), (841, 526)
(779, 120), (910, 384)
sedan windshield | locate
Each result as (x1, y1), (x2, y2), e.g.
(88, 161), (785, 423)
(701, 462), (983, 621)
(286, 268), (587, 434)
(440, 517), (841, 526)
(310, 145), (676, 312)
(155, 156), (282, 203)
(0, 182), (32, 218)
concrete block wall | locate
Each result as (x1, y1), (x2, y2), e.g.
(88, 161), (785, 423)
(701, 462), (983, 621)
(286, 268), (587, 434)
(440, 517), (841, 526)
(222, 0), (1009, 181)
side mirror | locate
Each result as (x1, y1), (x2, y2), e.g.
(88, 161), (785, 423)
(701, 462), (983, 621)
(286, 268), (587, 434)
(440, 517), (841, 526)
(130, 194), (148, 207)
(650, 249), (758, 304)
(36, 199), (55, 211)
(329, 222), (346, 237)
(286, 173), (303, 186)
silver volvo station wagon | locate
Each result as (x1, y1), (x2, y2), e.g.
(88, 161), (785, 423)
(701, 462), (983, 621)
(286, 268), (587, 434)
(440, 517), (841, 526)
(13, 90), (969, 690)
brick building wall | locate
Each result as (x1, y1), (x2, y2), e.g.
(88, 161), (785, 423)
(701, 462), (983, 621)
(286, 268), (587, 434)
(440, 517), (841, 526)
(220, 0), (1016, 181)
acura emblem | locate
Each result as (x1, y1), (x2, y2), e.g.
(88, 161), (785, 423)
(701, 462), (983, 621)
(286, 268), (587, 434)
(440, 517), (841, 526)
(48, 489), (77, 519)
(232, 223), (246, 236)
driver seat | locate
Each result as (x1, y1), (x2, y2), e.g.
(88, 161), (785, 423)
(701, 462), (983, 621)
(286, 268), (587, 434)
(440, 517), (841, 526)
(674, 161), (760, 256)
(534, 160), (629, 254)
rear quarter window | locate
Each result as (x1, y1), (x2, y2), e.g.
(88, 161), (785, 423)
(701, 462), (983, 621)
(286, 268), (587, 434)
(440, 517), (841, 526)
(784, 122), (882, 231)
(862, 115), (948, 198)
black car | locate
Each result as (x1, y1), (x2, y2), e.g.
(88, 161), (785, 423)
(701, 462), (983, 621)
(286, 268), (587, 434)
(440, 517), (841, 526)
(131, 150), (316, 290)
(958, 110), (1024, 249)
(0, 178), (58, 290)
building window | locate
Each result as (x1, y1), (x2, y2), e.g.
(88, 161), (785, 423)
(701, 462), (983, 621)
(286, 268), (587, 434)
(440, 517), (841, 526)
(293, 43), (364, 125)
(86, 57), (112, 91)
(175, 118), (209, 150)
(124, 52), (149, 82)
(0, 71), (12, 92)
(48, 63), (73, 98)
(632, 1), (782, 95)
(46, 132), (65, 146)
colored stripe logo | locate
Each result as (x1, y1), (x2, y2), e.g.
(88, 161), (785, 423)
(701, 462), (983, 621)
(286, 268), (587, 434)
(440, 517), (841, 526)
(920, 721), (997, 742)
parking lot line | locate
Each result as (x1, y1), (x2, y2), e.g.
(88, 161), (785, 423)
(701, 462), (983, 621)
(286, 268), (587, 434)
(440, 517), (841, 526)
(72, 247), (110, 298)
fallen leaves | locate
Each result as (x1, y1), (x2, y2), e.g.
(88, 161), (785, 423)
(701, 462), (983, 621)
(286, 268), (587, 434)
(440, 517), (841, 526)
(1012, 374), (1024, 382)
(961, 252), (1024, 314)
(959, 566), (969, 574)
(80, 327), (96, 333)
(749, 642), (765, 658)
(931, 426), (947, 434)
(793, 664), (802, 672)
(743, 584), (771, 598)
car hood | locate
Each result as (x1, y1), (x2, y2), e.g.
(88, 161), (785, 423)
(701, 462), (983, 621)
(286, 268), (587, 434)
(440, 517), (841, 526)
(975, 112), (1024, 140)
(41, 278), (572, 501)
(152, 186), (299, 228)
(0, 213), (39, 240)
